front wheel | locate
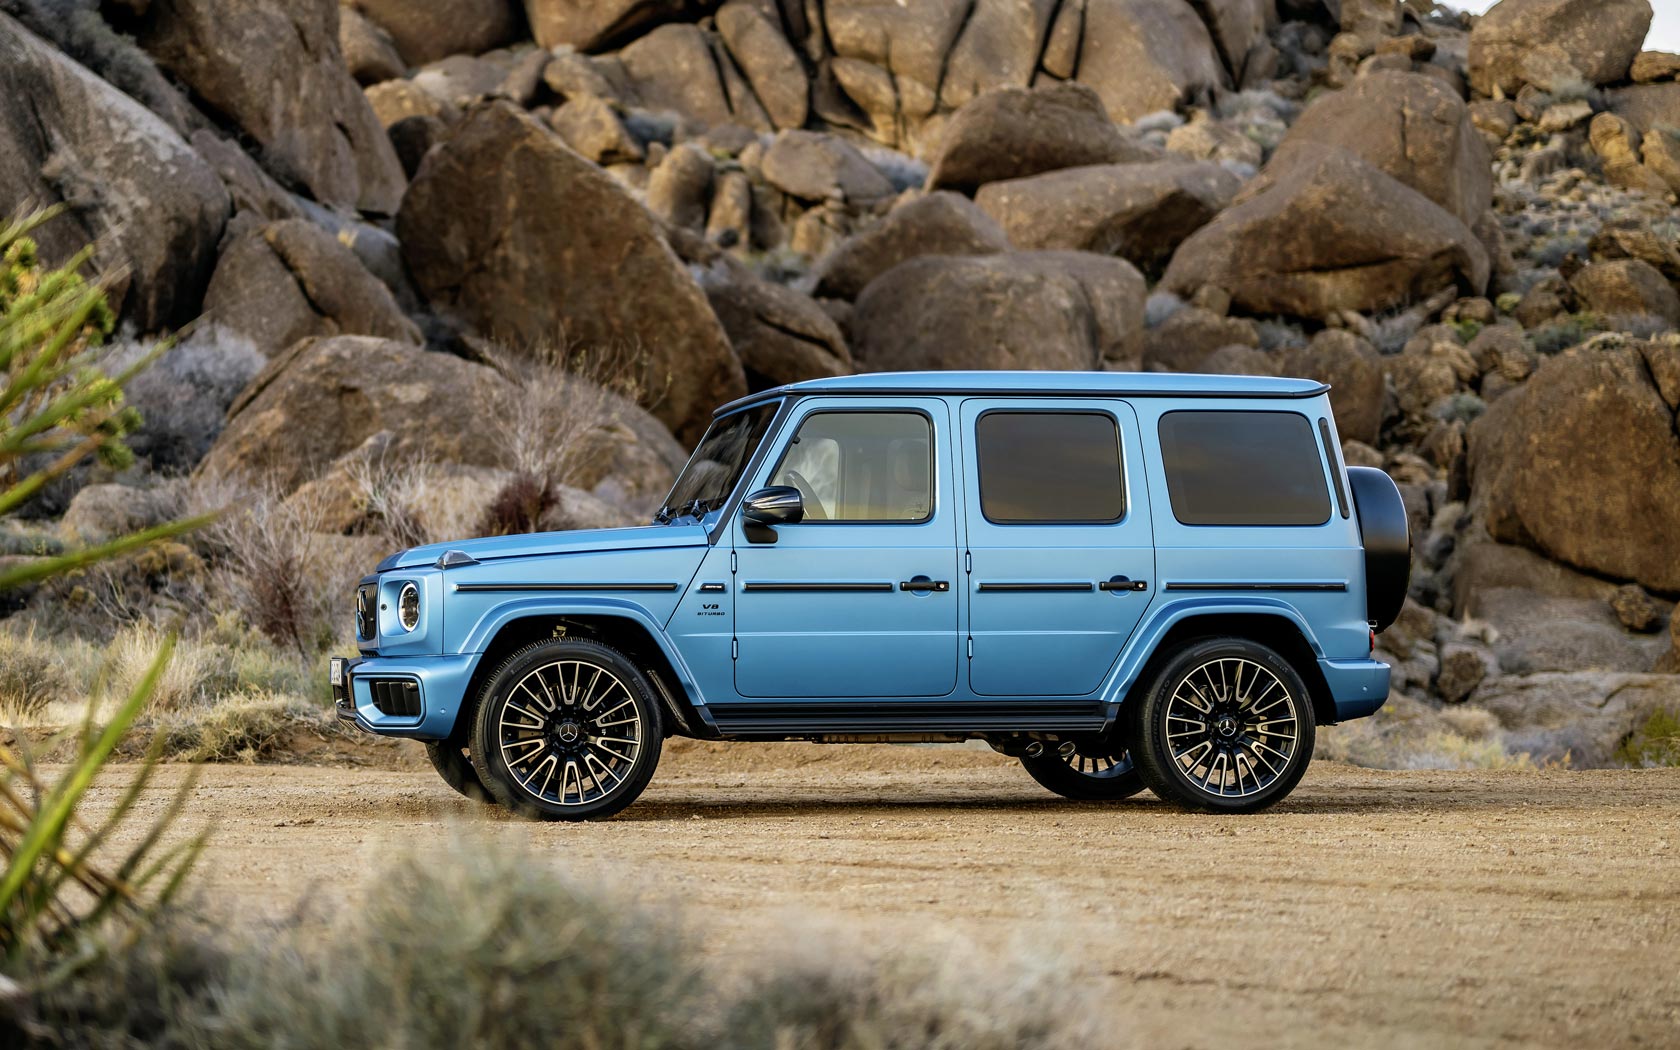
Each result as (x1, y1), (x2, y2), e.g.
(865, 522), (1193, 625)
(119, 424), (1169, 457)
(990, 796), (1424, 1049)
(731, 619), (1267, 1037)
(424, 739), (492, 803)
(469, 639), (663, 821)
(1019, 735), (1145, 800)
(1127, 638), (1316, 814)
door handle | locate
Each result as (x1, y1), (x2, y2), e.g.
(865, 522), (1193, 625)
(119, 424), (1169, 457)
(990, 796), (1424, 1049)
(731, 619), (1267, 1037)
(899, 576), (950, 592)
(1099, 575), (1148, 592)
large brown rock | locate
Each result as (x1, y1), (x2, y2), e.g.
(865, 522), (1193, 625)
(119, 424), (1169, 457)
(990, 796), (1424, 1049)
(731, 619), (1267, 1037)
(1281, 329), (1387, 445)
(348, 0), (521, 66)
(852, 251), (1146, 372)
(523, 0), (694, 51)
(1569, 259), (1680, 328)
(716, 1), (808, 130)
(339, 8), (405, 85)
(396, 102), (745, 444)
(204, 336), (512, 495)
(1469, 0), (1652, 97)
(137, 0), (406, 215)
(204, 219), (421, 357)
(617, 22), (770, 131)
(1162, 148), (1490, 320)
(696, 256), (852, 391)
(812, 191), (1011, 301)
(761, 130), (894, 204)
(1064, 0), (1227, 124)
(1609, 82), (1680, 135)
(0, 15), (229, 331)
(1274, 71), (1492, 227)
(925, 82), (1162, 193)
(974, 160), (1239, 273)
(1468, 341), (1680, 593)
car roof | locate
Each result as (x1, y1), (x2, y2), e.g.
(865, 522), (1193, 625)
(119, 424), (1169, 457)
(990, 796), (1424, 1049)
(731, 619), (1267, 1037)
(713, 371), (1331, 417)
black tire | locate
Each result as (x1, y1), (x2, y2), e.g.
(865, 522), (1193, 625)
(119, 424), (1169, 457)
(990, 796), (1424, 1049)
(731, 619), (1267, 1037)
(469, 639), (663, 821)
(1020, 734), (1145, 801)
(1127, 638), (1316, 814)
(424, 740), (493, 803)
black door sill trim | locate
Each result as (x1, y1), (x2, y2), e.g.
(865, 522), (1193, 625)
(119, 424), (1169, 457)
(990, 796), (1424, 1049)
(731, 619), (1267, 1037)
(705, 700), (1109, 736)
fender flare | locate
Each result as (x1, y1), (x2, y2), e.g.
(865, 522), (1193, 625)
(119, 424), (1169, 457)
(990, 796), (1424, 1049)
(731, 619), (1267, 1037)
(1099, 596), (1326, 707)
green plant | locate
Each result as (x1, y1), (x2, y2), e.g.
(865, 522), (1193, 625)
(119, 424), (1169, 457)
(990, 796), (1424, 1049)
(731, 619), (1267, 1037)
(1616, 707), (1680, 768)
(0, 207), (207, 1005)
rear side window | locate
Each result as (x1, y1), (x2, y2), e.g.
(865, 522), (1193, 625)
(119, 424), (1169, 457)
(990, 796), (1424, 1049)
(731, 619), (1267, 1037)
(976, 411), (1125, 524)
(1158, 411), (1331, 527)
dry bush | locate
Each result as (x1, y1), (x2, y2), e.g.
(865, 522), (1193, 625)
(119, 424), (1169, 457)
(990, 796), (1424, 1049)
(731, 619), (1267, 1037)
(0, 627), (68, 721)
(342, 451), (435, 551)
(154, 691), (326, 763)
(190, 476), (339, 657)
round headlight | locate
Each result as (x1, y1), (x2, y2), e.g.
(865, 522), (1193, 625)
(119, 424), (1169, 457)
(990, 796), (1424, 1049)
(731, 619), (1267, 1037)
(398, 582), (420, 632)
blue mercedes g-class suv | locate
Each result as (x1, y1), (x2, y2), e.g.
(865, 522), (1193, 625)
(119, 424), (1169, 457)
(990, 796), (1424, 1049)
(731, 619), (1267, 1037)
(333, 371), (1407, 819)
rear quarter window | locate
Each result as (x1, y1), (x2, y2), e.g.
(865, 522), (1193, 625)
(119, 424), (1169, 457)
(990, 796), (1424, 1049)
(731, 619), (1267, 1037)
(1157, 410), (1332, 527)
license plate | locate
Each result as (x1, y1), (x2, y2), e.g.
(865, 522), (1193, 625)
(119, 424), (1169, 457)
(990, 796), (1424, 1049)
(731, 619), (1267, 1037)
(329, 657), (345, 687)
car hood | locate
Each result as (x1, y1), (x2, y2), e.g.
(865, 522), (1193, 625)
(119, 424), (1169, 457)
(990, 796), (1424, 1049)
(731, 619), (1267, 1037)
(376, 524), (711, 571)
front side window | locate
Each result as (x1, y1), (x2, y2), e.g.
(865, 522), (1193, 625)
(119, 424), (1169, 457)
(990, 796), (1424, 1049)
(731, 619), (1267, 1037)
(771, 411), (932, 522)
(976, 411), (1125, 524)
(659, 401), (780, 521)
(1158, 411), (1332, 526)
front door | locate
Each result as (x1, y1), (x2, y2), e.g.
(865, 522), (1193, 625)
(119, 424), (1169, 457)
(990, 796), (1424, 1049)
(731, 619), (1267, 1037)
(733, 398), (960, 699)
(960, 400), (1156, 697)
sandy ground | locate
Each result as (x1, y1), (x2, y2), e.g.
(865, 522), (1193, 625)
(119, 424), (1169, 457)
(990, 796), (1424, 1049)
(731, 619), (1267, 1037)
(85, 741), (1680, 1050)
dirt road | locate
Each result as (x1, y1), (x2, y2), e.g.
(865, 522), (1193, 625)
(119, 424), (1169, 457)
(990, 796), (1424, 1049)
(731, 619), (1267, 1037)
(89, 742), (1679, 1049)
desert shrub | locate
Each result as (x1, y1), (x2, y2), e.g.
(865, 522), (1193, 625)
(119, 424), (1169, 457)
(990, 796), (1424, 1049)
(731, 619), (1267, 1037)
(1530, 313), (1600, 355)
(196, 479), (337, 656)
(115, 325), (266, 472)
(479, 471), (557, 536)
(154, 691), (326, 763)
(343, 452), (434, 550)
(0, 627), (67, 720)
(1143, 291), (1185, 328)
(1616, 707), (1680, 768)
(1431, 392), (1486, 425)
(191, 849), (704, 1050)
(104, 622), (234, 713)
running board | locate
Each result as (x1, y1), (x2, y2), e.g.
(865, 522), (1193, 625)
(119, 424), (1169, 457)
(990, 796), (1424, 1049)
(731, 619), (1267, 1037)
(703, 701), (1112, 739)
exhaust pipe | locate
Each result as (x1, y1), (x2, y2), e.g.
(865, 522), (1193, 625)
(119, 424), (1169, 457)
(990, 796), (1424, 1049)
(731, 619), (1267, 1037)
(1057, 740), (1077, 759)
(1024, 741), (1045, 758)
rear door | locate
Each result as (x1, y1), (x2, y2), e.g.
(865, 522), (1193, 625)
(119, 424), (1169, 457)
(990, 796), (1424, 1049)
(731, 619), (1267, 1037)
(959, 400), (1156, 697)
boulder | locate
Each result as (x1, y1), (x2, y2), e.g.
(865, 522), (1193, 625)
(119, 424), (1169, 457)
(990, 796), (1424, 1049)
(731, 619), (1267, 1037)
(1569, 259), (1680, 328)
(1632, 51), (1680, 84)
(812, 191), (1011, 301)
(0, 15), (229, 331)
(1472, 672), (1680, 767)
(1611, 584), (1663, 633)
(761, 130), (895, 204)
(204, 218), (421, 357)
(1162, 147), (1489, 319)
(618, 23), (770, 132)
(1468, 0), (1652, 96)
(203, 336), (513, 495)
(410, 51), (520, 108)
(1590, 112), (1674, 196)
(1165, 114), (1265, 170)
(542, 50), (622, 101)
(1272, 71), (1491, 227)
(339, 8), (405, 85)
(1468, 341), (1680, 592)
(1336, 0), (1402, 38)
(396, 102), (745, 444)
(551, 94), (643, 164)
(644, 142), (714, 230)
(1140, 306), (1260, 373)
(349, 0), (521, 66)
(523, 0), (694, 51)
(1281, 329), (1387, 445)
(925, 82), (1161, 193)
(696, 255), (852, 390)
(1060, 0), (1227, 124)
(716, 1), (808, 129)
(1608, 82), (1680, 136)
(974, 160), (1240, 273)
(60, 483), (182, 545)
(136, 0), (405, 216)
(851, 251), (1146, 372)
(365, 79), (461, 128)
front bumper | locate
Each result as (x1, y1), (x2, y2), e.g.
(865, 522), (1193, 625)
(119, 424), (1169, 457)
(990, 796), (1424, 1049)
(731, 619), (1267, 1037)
(329, 653), (480, 740)
(1320, 658), (1391, 722)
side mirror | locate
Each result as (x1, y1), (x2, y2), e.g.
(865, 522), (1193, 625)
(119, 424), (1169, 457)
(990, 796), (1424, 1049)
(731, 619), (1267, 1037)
(742, 486), (804, 527)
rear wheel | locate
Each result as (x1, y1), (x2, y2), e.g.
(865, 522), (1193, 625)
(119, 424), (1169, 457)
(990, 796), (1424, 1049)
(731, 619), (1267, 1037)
(1128, 638), (1315, 814)
(424, 739), (492, 803)
(1019, 735), (1144, 800)
(470, 639), (663, 821)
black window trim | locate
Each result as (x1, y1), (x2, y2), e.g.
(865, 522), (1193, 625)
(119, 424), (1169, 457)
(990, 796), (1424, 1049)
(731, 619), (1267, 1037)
(973, 407), (1129, 527)
(1157, 408), (1334, 529)
(1319, 417), (1351, 520)
(704, 396), (792, 545)
(762, 406), (937, 526)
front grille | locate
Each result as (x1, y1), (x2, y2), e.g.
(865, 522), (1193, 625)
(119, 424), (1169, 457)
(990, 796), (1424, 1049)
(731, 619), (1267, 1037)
(356, 583), (377, 642)
(367, 678), (421, 718)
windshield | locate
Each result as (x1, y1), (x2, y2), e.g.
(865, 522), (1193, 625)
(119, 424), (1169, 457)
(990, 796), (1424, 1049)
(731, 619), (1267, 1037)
(656, 401), (781, 522)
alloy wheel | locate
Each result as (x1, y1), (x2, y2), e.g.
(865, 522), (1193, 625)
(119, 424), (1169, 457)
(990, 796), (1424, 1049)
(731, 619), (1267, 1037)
(1164, 657), (1300, 798)
(496, 660), (644, 807)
